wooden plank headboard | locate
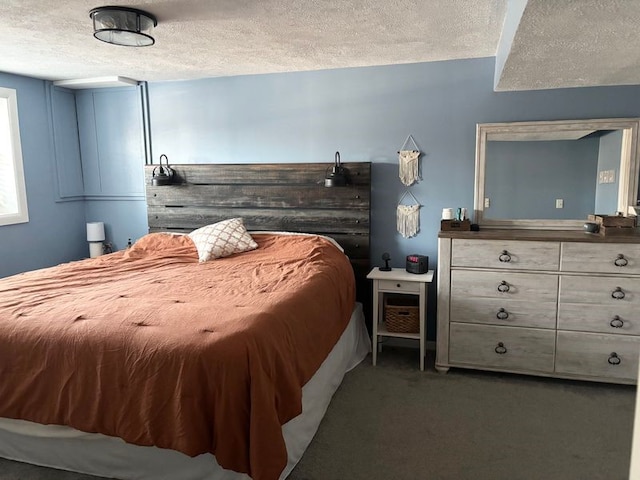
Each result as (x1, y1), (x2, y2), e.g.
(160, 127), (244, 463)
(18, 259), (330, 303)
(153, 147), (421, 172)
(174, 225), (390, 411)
(144, 162), (371, 302)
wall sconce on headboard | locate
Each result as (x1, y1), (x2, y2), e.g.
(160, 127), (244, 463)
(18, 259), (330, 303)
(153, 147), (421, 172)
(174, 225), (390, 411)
(152, 154), (175, 186)
(324, 151), (348, 187)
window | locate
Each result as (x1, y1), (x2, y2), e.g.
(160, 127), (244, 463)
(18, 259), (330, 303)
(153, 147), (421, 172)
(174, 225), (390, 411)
(0, 87), (28, 226)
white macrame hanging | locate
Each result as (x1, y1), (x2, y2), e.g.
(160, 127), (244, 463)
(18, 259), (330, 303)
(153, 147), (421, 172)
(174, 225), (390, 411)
(398, 135), (421, 186)
(397, 190), (421, 238)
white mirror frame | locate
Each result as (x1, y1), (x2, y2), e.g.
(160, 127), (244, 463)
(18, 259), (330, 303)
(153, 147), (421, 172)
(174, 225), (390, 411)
(474, 118), (640, 230)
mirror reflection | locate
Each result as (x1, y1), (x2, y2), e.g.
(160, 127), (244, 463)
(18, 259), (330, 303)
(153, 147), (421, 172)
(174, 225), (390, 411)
(474, 118), (640, 229)
(484, 130), (622, 220)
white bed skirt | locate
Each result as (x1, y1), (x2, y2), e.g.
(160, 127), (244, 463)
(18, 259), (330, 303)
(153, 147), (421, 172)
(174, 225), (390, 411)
(0, 303), (371, 480)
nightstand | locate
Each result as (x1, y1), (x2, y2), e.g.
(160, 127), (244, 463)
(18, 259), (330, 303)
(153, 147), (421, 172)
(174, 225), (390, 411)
(366, 267), (434, 371)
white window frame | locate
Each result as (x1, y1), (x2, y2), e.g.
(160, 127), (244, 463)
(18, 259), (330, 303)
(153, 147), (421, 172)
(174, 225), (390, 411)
(0, 87), (28, 226)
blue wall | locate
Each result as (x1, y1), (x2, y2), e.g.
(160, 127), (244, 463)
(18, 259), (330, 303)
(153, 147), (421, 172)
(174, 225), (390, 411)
(4, 57), (640, 338)
(484, 138), (599, 219)
(146, 57), (640, 271)
(0, 78), (148, 277)
(85, 199), (148, 251)
(144, 57), (640, 338)
(75, 86), (149, 251)
(0, 73), (86, 278)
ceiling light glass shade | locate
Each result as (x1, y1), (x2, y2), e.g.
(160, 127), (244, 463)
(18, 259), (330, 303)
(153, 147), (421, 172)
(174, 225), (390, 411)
(89, 6), (157, 47)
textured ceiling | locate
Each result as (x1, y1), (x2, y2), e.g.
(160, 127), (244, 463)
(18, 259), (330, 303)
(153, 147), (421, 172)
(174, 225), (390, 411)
(0, 0), (639, 91)
(495, 0), (640, 91)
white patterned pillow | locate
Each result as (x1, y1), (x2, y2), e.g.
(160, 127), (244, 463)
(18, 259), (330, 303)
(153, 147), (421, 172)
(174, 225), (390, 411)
(188, 218), (258, 262)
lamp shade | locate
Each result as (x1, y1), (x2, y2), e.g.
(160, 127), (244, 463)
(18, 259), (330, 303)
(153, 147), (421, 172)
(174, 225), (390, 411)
(324, 151), (348, 187)
(89, 6), (157, 47)
(87, 222), (105, 242)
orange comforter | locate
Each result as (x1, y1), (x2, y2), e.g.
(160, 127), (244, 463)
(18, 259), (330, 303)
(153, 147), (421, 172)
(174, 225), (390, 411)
(0, 233), (355, 480)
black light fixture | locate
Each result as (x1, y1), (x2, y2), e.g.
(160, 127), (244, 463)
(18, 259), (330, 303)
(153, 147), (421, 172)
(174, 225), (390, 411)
(151, 154), (175, 186)
(89, 6), (157, 47)
(324, 151), (348, 187)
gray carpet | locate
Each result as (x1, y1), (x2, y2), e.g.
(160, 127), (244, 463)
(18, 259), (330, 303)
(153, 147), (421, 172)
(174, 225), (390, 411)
(0, 347), (635, 480)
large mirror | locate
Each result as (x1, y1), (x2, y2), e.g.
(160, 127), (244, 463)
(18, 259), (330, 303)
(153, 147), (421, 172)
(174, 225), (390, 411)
(474, 118), (640, 229)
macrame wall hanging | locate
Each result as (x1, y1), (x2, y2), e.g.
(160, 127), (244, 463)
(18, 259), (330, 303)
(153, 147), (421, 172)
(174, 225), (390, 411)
(397, 190), (421, 238)
(398, 134), (421, 186)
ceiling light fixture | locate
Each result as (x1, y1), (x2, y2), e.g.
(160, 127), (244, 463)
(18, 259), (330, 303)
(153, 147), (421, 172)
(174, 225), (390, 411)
(89, 6), (157, 47)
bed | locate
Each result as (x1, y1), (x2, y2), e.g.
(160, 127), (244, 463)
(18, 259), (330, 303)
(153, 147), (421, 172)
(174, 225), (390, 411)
(0, 162), (371, 480)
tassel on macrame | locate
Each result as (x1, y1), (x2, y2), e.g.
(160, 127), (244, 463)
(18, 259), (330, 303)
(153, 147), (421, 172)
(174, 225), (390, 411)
(398, 150), (420, 186)
(397, 204), (420, 238)
(397, 190), (421, 238)
(397, 135), (421, 186)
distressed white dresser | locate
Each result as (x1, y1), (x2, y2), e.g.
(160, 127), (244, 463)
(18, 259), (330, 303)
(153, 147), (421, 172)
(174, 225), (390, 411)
(436, 229), (640, 384)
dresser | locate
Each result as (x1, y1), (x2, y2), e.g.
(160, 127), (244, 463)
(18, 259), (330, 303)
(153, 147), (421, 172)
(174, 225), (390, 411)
(436, 229), (640, 384)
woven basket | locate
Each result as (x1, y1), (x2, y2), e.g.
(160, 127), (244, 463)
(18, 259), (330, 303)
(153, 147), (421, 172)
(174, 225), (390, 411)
(384, 295), (420, 333)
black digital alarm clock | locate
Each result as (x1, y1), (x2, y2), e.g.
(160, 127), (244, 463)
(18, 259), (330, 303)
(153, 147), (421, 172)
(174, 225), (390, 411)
(406, 254), (428, 274)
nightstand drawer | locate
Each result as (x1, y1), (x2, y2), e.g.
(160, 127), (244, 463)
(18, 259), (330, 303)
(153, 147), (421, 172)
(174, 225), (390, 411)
(449, 323), (555, 373)
(377, 279), (420, 294)
(556, 331), (640, 381)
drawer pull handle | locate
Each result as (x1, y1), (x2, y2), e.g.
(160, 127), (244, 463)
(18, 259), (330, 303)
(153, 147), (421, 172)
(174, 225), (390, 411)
(610, 316), (624, 328)
(498, 250), (512, 263)
(496, 308), (509, 320)
(611, 287), (625, 300)
(396, 283), (401, 288)
(608, 352), (621, 366)
(497, 281), (510, 293)
(614, 254), (629, 267)
(495, 342), (507, 355)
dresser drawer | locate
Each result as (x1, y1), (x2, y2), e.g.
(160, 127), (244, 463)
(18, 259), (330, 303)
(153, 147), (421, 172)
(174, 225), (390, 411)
(451, 297), (556, 329)
(451, 270), (558, 302)
(559, 275), (640, 306)
(377, 279), (420, 294)
(561, 242), (640, 274)
(555, 331), (640, 382)
(451, 239), (560, 270)
(558, 303), (640, 335)
(449, 323), (555, 373)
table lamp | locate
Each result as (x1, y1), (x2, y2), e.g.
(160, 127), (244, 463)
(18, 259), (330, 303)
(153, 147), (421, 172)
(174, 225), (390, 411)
(87, 222), (105, 258)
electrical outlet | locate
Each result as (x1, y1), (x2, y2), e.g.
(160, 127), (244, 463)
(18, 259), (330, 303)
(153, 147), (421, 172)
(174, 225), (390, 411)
(600, 170), (616, 183)
(599, 170), (617, 184)
(555, 199), (564, 209)
(484, 198), (490, 208)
